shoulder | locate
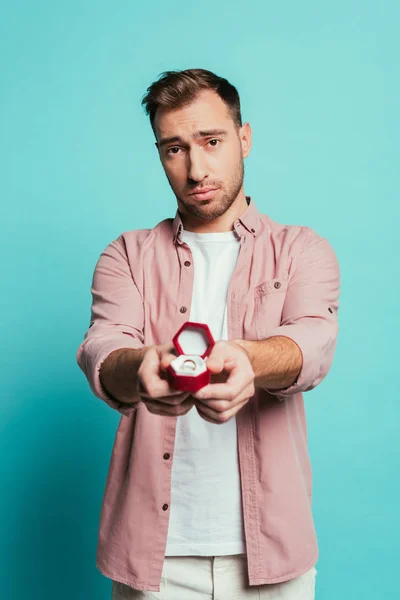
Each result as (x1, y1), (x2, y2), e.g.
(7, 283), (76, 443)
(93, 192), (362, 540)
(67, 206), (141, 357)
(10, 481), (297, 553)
(260, 213), (328, 252)
(102, 218), (174, 256)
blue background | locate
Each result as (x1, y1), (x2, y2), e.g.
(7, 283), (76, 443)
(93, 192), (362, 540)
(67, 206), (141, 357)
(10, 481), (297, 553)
(1, 1), (399, 598)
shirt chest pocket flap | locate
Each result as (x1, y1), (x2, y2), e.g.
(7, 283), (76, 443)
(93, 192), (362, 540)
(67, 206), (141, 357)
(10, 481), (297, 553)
(254, 278), (288, 340)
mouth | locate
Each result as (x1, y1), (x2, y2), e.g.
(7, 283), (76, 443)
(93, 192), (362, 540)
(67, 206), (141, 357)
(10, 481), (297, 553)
(189, 188), (218, 201)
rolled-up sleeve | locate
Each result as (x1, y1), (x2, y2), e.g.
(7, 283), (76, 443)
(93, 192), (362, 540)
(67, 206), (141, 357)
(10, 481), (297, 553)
(76, 235), (144, 416)
(264, 228), (340, 400)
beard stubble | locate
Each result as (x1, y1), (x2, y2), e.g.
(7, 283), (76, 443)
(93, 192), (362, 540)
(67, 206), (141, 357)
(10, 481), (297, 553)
(168, 157), (245, 222)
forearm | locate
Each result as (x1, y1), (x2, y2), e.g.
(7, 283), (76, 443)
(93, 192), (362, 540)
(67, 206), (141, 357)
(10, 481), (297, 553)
(235, 336), (302, 390)
(99, 347), (147, 405)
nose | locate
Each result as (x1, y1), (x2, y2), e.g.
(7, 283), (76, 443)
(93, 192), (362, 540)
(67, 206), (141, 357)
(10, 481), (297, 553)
(187, 147), (208, 182)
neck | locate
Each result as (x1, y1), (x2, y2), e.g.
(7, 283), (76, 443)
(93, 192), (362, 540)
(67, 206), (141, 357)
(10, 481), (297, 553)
(180, 190), (249, 233)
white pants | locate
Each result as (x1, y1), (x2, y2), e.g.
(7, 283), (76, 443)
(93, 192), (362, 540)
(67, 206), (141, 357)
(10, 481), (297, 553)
(112, 554), (317, 599)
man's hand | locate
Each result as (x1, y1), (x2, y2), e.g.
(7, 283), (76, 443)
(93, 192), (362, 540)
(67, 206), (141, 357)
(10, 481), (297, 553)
(137, 344), (195, 417)
(192, 341), (255, 425)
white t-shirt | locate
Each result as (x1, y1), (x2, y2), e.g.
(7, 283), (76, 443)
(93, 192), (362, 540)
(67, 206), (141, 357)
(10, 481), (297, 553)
(165, 229), (246, 556)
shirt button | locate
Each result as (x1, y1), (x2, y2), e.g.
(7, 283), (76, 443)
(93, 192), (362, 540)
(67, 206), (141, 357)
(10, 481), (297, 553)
(163, 453), (170, 460)
(184, 261), (191, 267)
(274, 282), (281, 289)
(180, 306), (187, 313)
(162, 504), (169, 511)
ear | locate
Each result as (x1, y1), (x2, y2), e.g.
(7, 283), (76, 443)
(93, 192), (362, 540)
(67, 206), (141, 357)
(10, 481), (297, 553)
(155, 140), (163, 161)
(239, 122), (252, 158)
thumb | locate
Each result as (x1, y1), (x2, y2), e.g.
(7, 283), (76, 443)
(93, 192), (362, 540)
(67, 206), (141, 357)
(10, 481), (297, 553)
(206, 354), (225, 373)
(159, 352), (177, 371)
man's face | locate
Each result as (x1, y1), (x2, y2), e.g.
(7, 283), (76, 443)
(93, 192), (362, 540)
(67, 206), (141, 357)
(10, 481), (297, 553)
(154, 90), (252, 222)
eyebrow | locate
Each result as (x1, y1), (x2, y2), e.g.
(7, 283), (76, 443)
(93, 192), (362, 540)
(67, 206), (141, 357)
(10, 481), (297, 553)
(157, 129), (228, 148)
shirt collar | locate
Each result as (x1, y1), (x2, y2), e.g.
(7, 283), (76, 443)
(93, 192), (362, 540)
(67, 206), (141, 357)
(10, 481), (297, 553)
(172, 196), (261, 244)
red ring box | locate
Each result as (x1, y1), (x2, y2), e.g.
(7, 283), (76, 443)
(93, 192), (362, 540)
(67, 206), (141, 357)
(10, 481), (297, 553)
(167, 321), (215, 393)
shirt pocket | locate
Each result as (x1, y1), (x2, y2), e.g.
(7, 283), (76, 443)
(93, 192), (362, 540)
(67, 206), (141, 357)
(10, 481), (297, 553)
(254, 278), (288, 340)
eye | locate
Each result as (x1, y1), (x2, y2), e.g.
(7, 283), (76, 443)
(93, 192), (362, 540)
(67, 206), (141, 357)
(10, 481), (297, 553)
(166, 146), (182, 156)
(208, 139), (220, 147)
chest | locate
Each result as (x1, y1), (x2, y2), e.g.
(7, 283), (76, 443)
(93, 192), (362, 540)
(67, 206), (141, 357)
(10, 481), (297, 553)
(141, 237), (291, 345)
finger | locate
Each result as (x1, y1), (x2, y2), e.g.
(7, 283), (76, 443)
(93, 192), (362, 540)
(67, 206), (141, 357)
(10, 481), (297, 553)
(138, 376), (190, 403)
(138, 374), (179, 399)
(159, 352), (178, 371)
(195, 396), (249, 424)
(138, 348), (165, 390)
(205, 354), (226, 374)
(195, 366), (253, 401)
(195, 384), (253, 413)
(138, 352), (181, 398)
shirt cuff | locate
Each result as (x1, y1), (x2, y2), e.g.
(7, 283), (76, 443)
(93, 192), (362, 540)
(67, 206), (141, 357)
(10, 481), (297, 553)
(77, 334), (143, 416)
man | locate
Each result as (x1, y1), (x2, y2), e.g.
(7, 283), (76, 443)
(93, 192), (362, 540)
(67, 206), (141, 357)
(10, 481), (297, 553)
(77, 68), (340, 599)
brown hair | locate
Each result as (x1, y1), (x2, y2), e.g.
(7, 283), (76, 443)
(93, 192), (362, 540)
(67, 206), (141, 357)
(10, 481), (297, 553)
(141, 68), (242, 132)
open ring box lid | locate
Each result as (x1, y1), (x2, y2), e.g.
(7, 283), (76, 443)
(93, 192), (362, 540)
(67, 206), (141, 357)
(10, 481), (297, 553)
(167, 321), (215, 393)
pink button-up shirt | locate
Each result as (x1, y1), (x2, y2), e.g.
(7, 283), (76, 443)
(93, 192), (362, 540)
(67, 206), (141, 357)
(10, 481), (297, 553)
(76, 197), (340, 592)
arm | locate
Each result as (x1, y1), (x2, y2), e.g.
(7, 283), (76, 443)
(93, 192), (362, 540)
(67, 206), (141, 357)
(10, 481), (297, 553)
(99, 347), (146, 406)
(76, 235), (145, 416)
(235, 335), (302, 390)
(76, 235), (193, 417)
(99, 343), (196, 417)
(239, 228), (340, 400)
